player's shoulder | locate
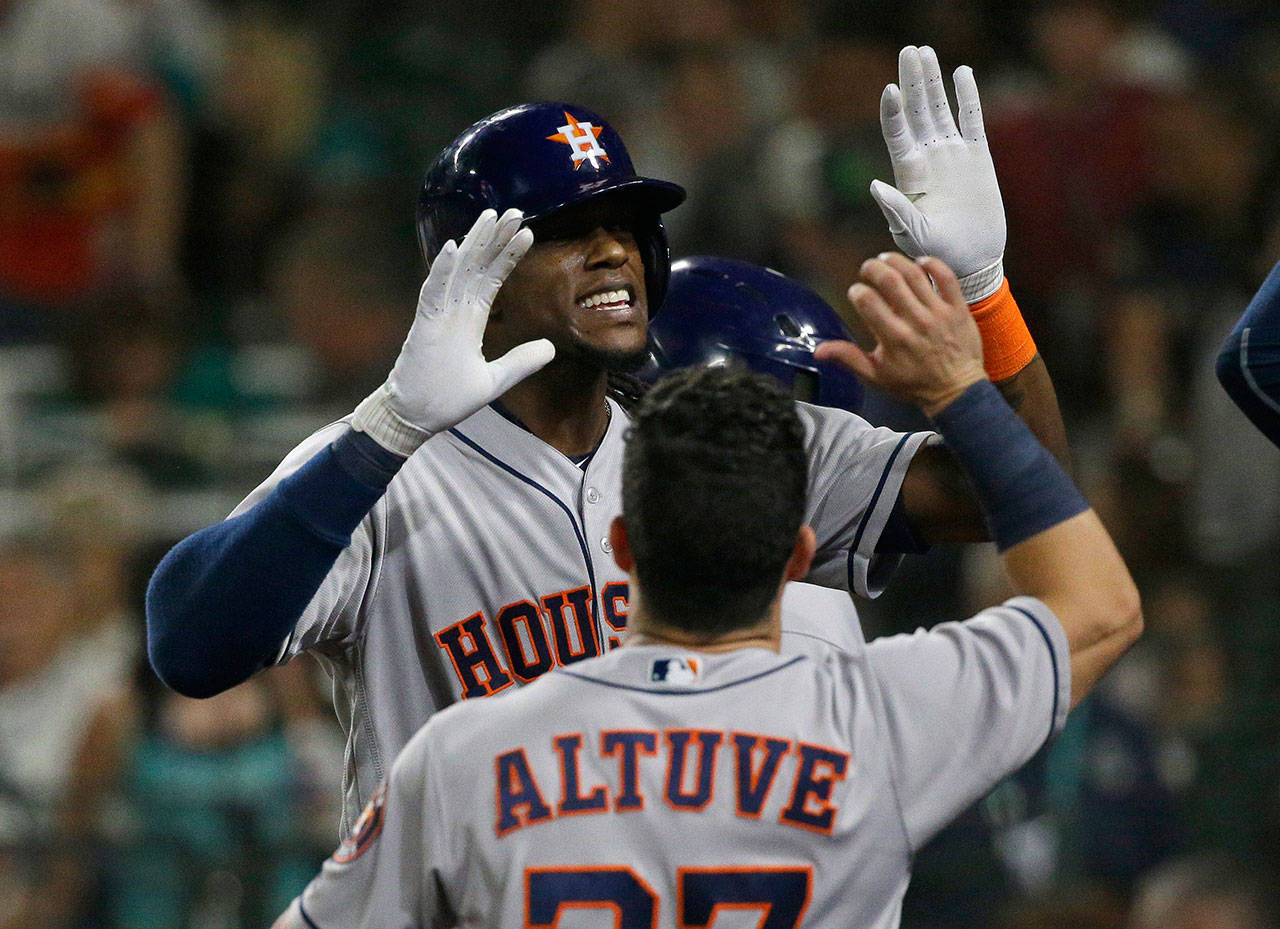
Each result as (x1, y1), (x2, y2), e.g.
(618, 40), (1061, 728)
(794, 399), (869, 431)
(779, 582), (866, 656)
(393, 692), (504, 782)
(793, 400), (899, 449)
(548, 644), (854, 717)
(280, 418), (472, 474)
(281, 418), (355, 467)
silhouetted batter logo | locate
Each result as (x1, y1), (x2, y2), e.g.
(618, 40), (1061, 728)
(650, 657), (701, 684)
(333, 781), (387, 863)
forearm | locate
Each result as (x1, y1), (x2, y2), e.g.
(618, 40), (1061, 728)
(994, 354), (1070, 471)
(897, 444), (986, 544)
(1003, 511), (1141, 707)
(931, 381), (1140, 706)
(1217, 260), (1280, 446)
(903, 285), (1070, 544)
(968, 277), (1070, 470)
(146, 430), (403, 697)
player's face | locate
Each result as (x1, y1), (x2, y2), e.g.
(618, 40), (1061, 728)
(488, 199), (649, 370)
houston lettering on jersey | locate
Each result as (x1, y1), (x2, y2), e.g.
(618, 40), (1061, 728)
(436, 585), (630, 698)
(494, 728), (850, 837)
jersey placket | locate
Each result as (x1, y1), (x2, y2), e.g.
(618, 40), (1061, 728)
(578, 402), (628, 650)
(448, 403), (628, 660)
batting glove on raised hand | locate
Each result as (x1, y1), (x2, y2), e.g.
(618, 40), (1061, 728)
(350, 208), (554, 455)
(871, 45), (1006, 302)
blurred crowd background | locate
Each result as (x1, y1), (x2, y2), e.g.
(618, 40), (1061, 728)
(2, 0), (1279, 926)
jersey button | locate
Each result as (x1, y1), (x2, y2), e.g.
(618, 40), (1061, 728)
(586, 486), (600, 504)
(601, 537), (613, 553)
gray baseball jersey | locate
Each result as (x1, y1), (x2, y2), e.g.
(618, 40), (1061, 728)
(289, 595), (1069, 929)
(233, 399), (929, 831)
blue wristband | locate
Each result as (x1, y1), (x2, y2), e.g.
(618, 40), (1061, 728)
(930, 380), (1088, 551)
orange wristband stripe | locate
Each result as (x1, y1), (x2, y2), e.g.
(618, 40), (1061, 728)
(969, 279), (1037, 381)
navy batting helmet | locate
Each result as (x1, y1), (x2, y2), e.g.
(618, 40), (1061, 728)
(642, 256), (865, 414)
(416, 102), (686, 312)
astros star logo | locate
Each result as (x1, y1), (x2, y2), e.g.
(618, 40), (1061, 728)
(547, 112), (610, 170)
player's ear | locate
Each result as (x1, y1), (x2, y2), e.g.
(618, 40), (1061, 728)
(784, 526), (817, 582)
(609, 516), (633, 572)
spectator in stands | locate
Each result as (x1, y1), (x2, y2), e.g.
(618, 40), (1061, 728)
(0, 538), (135, 928)
(523, 0), (662, 126)
(67, 297), (212, 486)
(982, 0), (1168, 414)
(630, 41), (772, 262)
(1129, 854), (1274, 929)
(998, 887), (1126, 929)
(107, 664), (330, 929)
(757, 33), (899, 300)
(0, 0), (187, 341)
(263, 204), (412, 410)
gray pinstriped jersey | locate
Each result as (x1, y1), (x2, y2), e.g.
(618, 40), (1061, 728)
(231, 399), (932, 833)
(293, 596), (1070, 929)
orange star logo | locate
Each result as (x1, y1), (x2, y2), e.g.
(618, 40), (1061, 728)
(547, 112), (610, 170)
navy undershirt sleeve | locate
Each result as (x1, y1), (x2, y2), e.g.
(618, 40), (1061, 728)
(146, 429), (405, 698)
(1217, 259), (1280, 447)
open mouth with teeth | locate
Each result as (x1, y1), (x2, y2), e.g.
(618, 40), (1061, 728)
(578, 288), (633, 311)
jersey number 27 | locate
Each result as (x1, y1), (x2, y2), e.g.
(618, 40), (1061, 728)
(527, 865), (812, 928)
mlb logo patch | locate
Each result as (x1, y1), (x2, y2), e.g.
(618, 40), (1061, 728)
(650, 657), (701, 685)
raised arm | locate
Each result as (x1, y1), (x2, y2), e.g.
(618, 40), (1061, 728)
(1216, 257), (1280, 447)
(870, 45), (1070, 544)
(817, 254), (1141, 706)
(147, 209), (553, 697)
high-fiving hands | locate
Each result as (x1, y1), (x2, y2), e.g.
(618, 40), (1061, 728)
(351, 209), (556, 456)
(816, 253), (986, 417)
(871, 46), (1006, 303)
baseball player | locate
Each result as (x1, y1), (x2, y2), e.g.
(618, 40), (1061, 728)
(274, 256), (1142, 929)
(147, 48), (1064, 832)
(1217, 257), (1280, 447)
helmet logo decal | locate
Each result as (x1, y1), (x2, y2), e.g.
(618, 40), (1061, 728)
(547, 112), (610, 170)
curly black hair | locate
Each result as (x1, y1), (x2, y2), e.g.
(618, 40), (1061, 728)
(622, 366), (808, 636)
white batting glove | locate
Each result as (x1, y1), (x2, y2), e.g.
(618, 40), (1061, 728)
(350, 208), (555, 455)
(871, 45), (1007, 302)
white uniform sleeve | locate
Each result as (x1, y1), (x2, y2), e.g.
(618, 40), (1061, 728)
(293, 733), (445, 928)
(229, 420), (378, 659)
(865, 595), (1071, 852)
(778, 582), (866, 657)
(797, 402), (935, 598)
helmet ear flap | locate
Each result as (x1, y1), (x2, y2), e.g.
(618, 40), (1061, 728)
(416, 188), (489, 270)
(637, 211), (672, 316)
